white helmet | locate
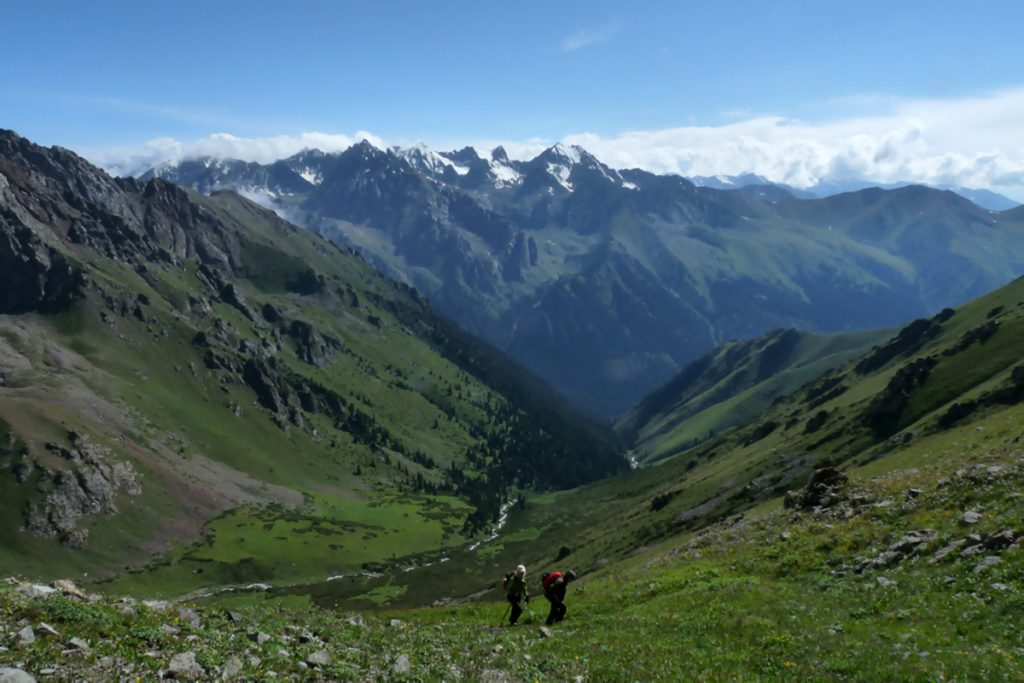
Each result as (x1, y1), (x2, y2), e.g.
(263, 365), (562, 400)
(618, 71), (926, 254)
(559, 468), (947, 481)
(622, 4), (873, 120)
(515, 564), (526, 576)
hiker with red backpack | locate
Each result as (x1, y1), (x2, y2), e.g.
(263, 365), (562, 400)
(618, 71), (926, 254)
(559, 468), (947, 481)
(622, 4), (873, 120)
(541, 569), (577, 625)
(502, 564), (529, 625)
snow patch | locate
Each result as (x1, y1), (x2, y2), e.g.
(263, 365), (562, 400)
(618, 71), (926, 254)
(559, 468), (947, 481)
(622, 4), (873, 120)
(551, 142), (583, 164)
(489, 160), (521, 186)
(298, 168), (322, 185)
(547, 162), (574, 191)
(399, 144), (469, 176)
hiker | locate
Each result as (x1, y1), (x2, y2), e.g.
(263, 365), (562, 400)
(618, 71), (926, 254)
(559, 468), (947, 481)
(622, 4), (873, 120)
(541, 569), (576, 625)
(503, 564), (529, 625)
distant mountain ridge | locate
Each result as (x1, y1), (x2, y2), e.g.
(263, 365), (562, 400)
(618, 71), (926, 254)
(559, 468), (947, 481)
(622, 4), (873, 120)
(143, 142), (1024, 417)
(690, 173), (1020, 211)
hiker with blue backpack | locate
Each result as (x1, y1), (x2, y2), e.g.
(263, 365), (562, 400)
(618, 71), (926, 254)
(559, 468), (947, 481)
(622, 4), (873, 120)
(541, 569), (577, 625)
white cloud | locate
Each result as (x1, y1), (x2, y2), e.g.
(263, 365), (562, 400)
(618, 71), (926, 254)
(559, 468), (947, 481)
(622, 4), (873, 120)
(561, 25), (615, 52)
(553, 87), (1024, 199)
(88, 87), (1024, 200)
(92, 131), (387, 178)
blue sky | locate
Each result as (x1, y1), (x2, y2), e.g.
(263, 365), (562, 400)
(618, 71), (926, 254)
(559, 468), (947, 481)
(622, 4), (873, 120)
(5, 1), (1024, 195)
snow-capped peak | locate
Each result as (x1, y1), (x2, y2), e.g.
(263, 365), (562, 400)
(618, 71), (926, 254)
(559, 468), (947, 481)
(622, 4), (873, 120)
(549, 143), (584, 165)
(397, 144), (469, 176)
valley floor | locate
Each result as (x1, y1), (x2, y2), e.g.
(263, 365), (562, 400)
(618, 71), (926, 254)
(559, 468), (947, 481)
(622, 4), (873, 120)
(2, 404), (1022, 681)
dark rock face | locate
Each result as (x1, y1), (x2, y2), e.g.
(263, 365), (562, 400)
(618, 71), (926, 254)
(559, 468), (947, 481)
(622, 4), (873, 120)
(864, 356), (938, 436)
(0, 215), (85, 313)
(288, 320), (342, 367)
(22, 432), (142, 548)
(243, 358), (285, 413)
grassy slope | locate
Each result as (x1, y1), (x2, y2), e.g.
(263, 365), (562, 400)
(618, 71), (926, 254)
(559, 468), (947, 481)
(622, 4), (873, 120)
(2, 403), (1020, 681)
(618, 326), (893, 463)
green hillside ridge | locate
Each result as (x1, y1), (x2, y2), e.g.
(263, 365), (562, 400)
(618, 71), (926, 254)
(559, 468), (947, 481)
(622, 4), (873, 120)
(616, 326), (893, 463)
(0, 130), (623, 594)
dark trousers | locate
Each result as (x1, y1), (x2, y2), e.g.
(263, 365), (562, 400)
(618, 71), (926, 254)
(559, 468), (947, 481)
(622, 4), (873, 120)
(509, 598), (523, 625)
(545, 591), (567, 625)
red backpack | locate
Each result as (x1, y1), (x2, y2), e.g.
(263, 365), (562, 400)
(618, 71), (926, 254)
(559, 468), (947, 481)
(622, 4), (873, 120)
(542, 571), (563, 590)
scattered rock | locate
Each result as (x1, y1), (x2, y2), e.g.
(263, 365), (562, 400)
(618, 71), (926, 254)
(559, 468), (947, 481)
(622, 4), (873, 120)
(248, 631), (271, 645)
(160, 624), (180, 637)
(930, 539), (966, 563)
(961, 510), (982, 525)
(905, 488), (923, 499)
(36, 622), (59, 637)
(68, 637), (90, 652)
(16, 626), (34, 647)
(51, 579), (87, 599)
(17, 584), (56, 599)
(393, 654), (411, 674)
(306, 650), (331, 667)
(962, 542), (987, 557)
(888, 529), (937, 554)
(389, 619), (403, 628)
(225, 610), (243, 624)
(480, 670), (515, 682)
(876, 576), (897, 588)
(221, 655), (243, 679)
(983, 529), (1016, 551)
(872, 551), (903, 568)
(974, 556), (1001, 573)
(345, 615), (366, 628)
(539, 626), (553, 638)
(177, 607), (202, 628)
(166, 651), (205, 680)
(0, 668), (36, 683)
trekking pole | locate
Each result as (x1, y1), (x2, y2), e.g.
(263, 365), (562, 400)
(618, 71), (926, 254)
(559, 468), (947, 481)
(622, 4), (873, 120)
(498, 603), (511, 626)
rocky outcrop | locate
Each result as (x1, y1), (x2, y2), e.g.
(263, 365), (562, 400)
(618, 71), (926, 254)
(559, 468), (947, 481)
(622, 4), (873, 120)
(22, 432), (142, 548)
(288, 320), (341, 367)
(784, 467), (848, 510)
(864, 356), (937, 435)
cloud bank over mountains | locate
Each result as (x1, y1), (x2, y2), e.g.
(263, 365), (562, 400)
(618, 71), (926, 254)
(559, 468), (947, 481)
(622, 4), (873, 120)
(92, 87), (1024, 200)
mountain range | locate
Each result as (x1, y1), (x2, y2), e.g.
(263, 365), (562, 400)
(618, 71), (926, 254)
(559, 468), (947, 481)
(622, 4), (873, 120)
(0, 129), (622, 584)
(143, 143), (1024, 418)
(2, 129), (1023, 681)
